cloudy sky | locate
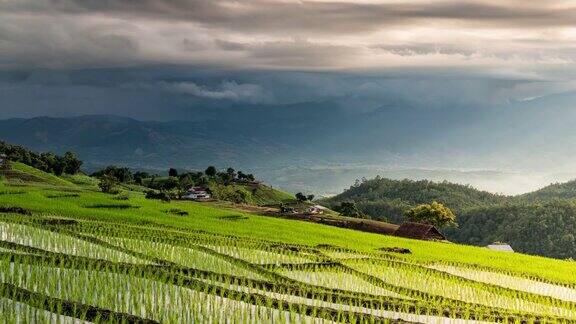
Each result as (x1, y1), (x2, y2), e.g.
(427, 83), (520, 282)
(2, 0), (576, 71)
(2, 0), (576, 119)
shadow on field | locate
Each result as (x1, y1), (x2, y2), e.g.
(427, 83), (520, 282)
(218, 215), (249, 221)
(0, 206), (32, 215)
(85, 204), (140, 210)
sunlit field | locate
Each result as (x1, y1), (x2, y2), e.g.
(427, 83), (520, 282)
(1, 171), (576, 323)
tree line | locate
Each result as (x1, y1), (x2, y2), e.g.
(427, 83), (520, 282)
(0, 141), (82, 175)
(93, 165), (260, 204)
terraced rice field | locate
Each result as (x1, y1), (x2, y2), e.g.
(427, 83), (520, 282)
(1, 178), (576, 323)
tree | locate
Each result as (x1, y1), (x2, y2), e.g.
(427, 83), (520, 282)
(62, 151), (83, 174)
(205, 166), (217, 177)
(295, 192), (308, 203)
(168, 168), (178, 177)
(178, 174), (195, 190)
(98, 175), (118, 194)
(218, 171), (234, 185)
(133, 171), (150, 185)
(52, 156), (65, 176)
(404, 201), (457, 228)
(296, 192), (314, 203)
(161, 177), (179, 191)
(337, 202), (364, 218)
(91, 166), (133, 183)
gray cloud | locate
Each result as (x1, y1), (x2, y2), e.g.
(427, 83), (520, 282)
(158, 81), (272, 104)
(1, 0), (576, 74)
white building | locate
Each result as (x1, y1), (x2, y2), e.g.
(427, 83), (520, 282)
(183, 187), (211, 200)
(486, 242), (514, 253)
(307, 205), (328, 214)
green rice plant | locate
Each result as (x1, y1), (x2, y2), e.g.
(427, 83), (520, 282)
(0, 222), (150, 264)
(101, 236), (266, 280)
(430, 263), (576, 303)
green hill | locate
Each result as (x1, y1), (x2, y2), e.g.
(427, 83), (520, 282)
(1, 173), (576, 322)
(516, 180), (576, 203)
(1, 162), (76, 187)
(239, 183), (295, 205)
(322, 177), (505, 223)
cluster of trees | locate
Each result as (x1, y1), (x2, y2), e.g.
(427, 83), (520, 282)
(449, 200), (576, 259)
(0, 141), (82, 175)
(334, 201), (365, 218)
(295, 192), (314, 203)
(93, 164), (260, 204)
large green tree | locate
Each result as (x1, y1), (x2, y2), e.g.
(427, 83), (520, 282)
(405, 201), (457, 228)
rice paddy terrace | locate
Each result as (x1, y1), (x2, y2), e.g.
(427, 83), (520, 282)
(1, 167), (576, 323)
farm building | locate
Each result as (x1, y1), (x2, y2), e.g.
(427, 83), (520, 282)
(183, 187), (211, 200)
(394, 222), (447, 241)
(307, 205), (328, 215)
(486, 242), (514, 253)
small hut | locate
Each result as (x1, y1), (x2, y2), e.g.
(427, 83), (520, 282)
(394, 222), (446, 241)
(486, 242), (514, 253)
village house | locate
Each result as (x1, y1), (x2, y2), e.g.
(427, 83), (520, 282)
(394, 222), (447, 241)
(183, 187), (211, 200)
(307, 205), (328, 215)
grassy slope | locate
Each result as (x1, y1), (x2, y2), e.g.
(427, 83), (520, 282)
(240, 183), (296, 205)
(3, 162), (76, 187)
(1, 177), (575, 287)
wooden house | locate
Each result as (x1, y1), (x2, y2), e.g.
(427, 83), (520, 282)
(394, 222), (446, 241)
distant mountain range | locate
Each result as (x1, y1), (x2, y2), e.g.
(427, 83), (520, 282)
(3, 89), (576, 196)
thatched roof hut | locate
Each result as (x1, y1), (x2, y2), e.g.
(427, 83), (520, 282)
(394, 222), (446, 241)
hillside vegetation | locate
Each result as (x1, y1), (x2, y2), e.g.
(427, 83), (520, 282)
(517, 180), (576, 202)
(1, 168), (576, 322)
(1, 162), (76, 187)
(322, 177), (505, 223)
(323, 177), (576, 259)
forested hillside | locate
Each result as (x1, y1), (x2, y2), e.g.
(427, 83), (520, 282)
(516, 180), (576, 203)
(321, 177), (506, 224)
(323, 177), (576, 259)
(448, 201), (576, 259)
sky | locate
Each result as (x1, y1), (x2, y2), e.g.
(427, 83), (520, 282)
(1, 0), (576, 72)
(2, 0), (576, 118)
(2, 0), (576, 194)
